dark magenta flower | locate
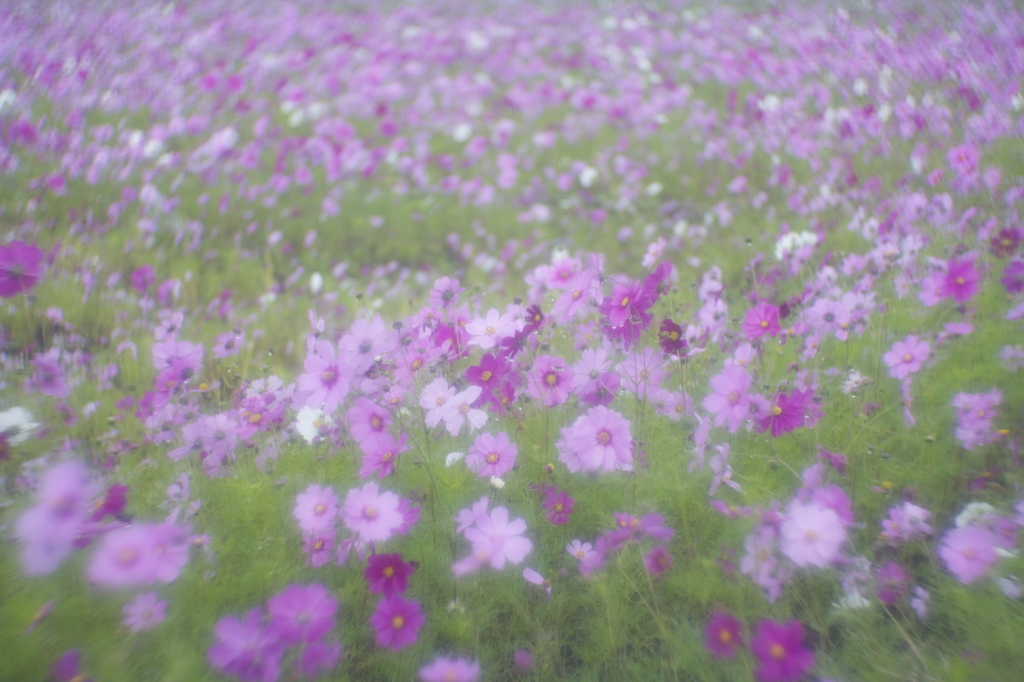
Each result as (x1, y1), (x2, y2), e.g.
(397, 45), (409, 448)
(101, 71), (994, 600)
(0, 240), (45, 298)
(757, 390), (808, 437)
(705, 611), (743, 659)
(658, 318), (688, 356)
(1001, 259), (1024, 294)
(990, 228), (1020, 258)
(364, 553), (415, 597)
(875, 561), (909, 605)
(52, 649), (93, 682)
(541, 487), (574, 525)
(643, 545), (673, 575)
(750, 619), (815, 682)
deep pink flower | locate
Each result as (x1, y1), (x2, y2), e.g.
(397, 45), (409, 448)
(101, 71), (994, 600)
(598, 278), (654, 348)
(369, 595), (424, 651)
(0, 240), (45, 297)
(466, 431), (517, 478)
(757, 390), (808, 437)
(303, 529), (336, 568)
(940, 258), (979, 303)
(750, 619), (815, 682)
(875, 561), (909, 605)
(990, 229), (1021, 258)
(52, 649), (93, 682)
(420, 657), (480, 682)
(364, 552), (415, 597)
(939, 526), (999, 584)
(267, 583), (338, 645)
(1002, 259), (1024, 294)
(883, 334), (930, 380)
(743, 302), (781, 340)
(705, 611), (743, 659)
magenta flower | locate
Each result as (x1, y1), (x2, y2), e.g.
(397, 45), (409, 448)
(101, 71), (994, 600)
(52, 649), (93, 682)
(757, 390), (808, 438)
(598, 278), (654, 349)
(364, 552), (415, 596)
(557, 405), (633, 473)
(0, 239), (45, 298)
(267, 583), (338, 645)
(658, 318), (688, 356)
(1002, 259), (1024, 294)
(750, 619), (815, 682)
(341, 483), (404, 544)
(940, 258), (979, 304)
(939, 526), (1000, 584)
(293, 485), (339, 533)
(643, 545), (673, 575)
(780, 502), (847, 568)
(420, 657), (480, 682)
(703, 366), (753, 433)
(369, 595), (425, 651)
(123, 592), (167, 633)
(705, 611), (743, 659)
(466, 431), (517, 478)
(883, 335), (930, 379)
(208, 609), (285, 682)
(743, 302), (781, 340)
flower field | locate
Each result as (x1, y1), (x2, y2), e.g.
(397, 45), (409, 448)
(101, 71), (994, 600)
(2, 1), (1024, 680)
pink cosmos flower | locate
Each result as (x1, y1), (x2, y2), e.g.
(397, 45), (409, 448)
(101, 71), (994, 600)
(208, 609), (285, 682)
(123, 592), (167, 633)
(295, 340), (352, 414)
(757, 390), (808, 438)
(703, 366), (753, 433)
(705, 611), (743, 659)
(743, 302), (781, 340)
(303, 529), (336, 568)
(465, 308), (516, 349)
(419, 378), (456, 428)
(88, 525), (160, 587)
(341, 483), (404, 544)
(939, 526), (999, 584)
(369, 595), (424, 651)
(267, 583), (338, 645)
(883, 334), (930, 379)
(527, 354), (573, 406)
(364, 552), (415, 597)
(750, 619), (815, 682)
(597, 278), (654, 349)
(567, 540), (594, 562)
(419, 657), (480, 682)
(556, 406), (633, 474)
(615, 347), (666, 400)
(441, 386), (488, 436)
(338, 315), (390, 377)
(940, 258), (979, 303)
(466, 431), (517, 478)
(428, 276), (465, 310)
(455, 506), (532, 575)
(0, 240), (45, 298)
(293, 485), (339, 533)
(780, 502), (847, 568)
(347, 397), (392, 453)
(359, 433), (409, 480)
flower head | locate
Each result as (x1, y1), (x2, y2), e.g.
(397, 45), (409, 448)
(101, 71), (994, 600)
(750, 619), (815, 682)
(705, 611), (743, 659)
(420, 657), (480, 682)
(369, 595), (424, 651)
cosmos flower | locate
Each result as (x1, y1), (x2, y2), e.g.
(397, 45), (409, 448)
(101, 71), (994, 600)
(293, 485), (339, 533)
(369, 595), (425, 651)
(364, 553), (415, 597)
(123, 592), (167, 633)
(703, 366), (754, 433)
(705, 611), (743, 659)
(0, 239), (45, 298)
(208, 609), (285, 682)
(556, 406), (633, 473)
(341, 483), (404, 544)
(743, 302), (781, 340)
(466, 431), (517, 478)
(419, 657), (480, 682)
(750, 619), (815, 682)
(939, 525), (999, 584)
(883, 335), (930, 379)
(780, 502), (847, 568)
(266, 583), (338, 645)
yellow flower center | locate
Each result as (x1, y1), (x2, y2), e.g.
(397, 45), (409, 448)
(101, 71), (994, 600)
(485, 325), (496, 335)
(322, 370), (335, 382)
(392, 616), (404, 629)
(902, 353), (912, 362)
(364, 506), (377, 518)
(383, 566), (395, 578)
(555, 503), (564, 512)
(760, 320), (768, 328)
(597, 431), (611, 445)
(770, 644), (785, 659)
(381, 452), (393, 462)
(545, 373), (558, 386)
(719, 629), (732, 644)
(371, 416), (382, 429)
(771, 405), (782, 416)
(486, 453), (499, 463)
(480, 370), (493, 381)
(620, 296), (630, 307)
